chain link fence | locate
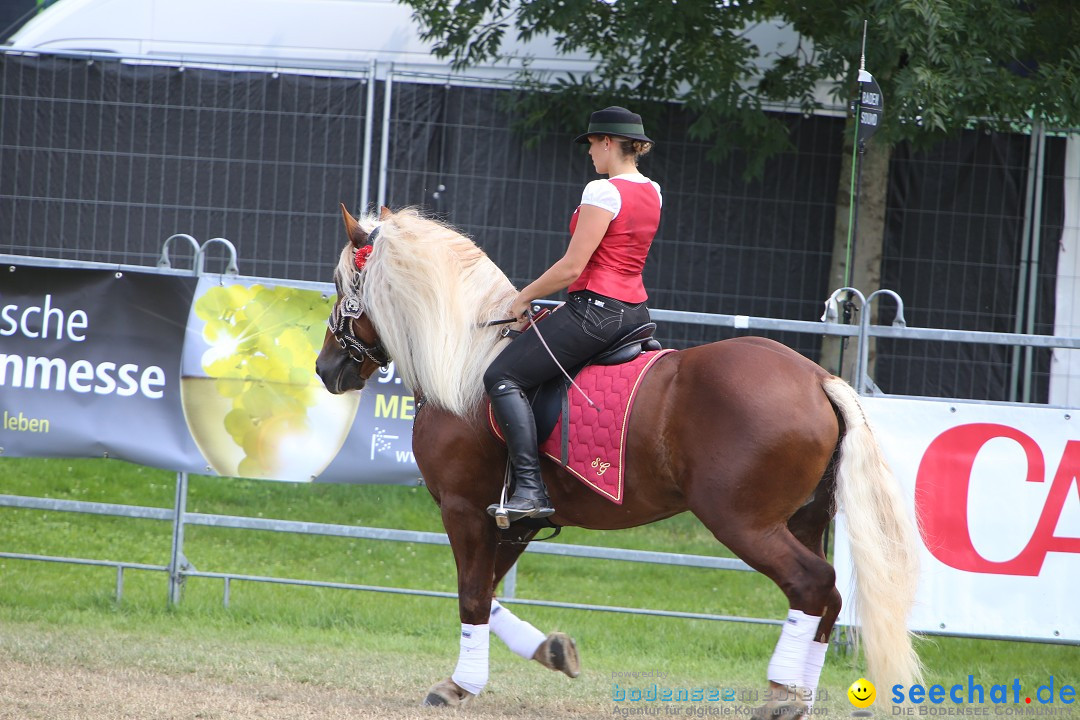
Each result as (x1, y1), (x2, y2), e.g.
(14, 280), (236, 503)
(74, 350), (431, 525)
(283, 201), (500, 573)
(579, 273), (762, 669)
(0, 51), (371, 280)
(1, 49), (1072, 403)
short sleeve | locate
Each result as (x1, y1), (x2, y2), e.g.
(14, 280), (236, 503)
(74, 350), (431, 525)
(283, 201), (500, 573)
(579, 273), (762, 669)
(652, 181), (663, 209)
(580, 179), (622, 217)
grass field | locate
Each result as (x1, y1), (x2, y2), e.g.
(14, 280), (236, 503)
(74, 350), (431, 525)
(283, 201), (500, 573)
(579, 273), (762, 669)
(0, 457), (1076, 719)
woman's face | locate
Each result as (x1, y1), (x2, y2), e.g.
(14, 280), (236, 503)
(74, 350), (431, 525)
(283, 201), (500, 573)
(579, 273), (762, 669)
(587, 135), (612, 174)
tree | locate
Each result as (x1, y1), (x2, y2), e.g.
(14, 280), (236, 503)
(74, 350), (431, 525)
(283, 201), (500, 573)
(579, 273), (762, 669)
(402, 0), (1080, 372)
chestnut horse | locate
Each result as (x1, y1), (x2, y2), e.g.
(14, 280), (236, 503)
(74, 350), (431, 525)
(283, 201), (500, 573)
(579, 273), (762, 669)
(316, 206), (921, 715)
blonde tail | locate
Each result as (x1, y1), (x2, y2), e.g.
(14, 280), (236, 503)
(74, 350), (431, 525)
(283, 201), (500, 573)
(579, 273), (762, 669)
(823, 377), (922, 690)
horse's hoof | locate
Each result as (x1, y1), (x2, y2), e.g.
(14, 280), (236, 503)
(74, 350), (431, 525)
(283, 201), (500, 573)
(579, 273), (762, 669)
(749, 698), (809, 719)
(532, 631), (580, 678)
(422, 677), (474, 707)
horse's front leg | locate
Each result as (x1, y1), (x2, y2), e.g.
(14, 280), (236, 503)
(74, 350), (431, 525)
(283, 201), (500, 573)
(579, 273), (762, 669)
(423, 500), (499, 707)
(491, 531), (581, 679)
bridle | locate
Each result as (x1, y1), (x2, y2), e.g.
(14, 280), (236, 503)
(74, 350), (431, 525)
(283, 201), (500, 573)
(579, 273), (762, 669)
(327, 291), (391, 369)
(325, 224), (392, 369)
(326, 225), (521, 371)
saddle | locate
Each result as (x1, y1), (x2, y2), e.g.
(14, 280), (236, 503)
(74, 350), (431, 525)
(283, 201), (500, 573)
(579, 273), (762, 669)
(486, 323), (673, 506)
(528, 322), (661, 446)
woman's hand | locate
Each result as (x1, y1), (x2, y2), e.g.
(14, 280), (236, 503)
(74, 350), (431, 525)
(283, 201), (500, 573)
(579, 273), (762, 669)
(511, 293), (532, 320)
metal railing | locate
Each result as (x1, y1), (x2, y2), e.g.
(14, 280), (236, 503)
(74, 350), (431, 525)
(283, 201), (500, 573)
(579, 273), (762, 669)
(4, 239), (1080, 634)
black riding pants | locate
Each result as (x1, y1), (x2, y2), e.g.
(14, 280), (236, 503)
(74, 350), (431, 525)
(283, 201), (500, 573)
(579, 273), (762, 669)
(483, 291), (652, 393)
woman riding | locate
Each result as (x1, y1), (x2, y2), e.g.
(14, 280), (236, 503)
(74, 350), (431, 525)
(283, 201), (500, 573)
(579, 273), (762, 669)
(483, 105), (663, 524)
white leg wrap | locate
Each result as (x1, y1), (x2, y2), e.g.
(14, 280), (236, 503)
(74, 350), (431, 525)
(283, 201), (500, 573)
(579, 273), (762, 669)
(490, 598), (546, 660)
(803, 640), (829, 708)
(451, 623), (490, 695)
(766, 610), (820, 689)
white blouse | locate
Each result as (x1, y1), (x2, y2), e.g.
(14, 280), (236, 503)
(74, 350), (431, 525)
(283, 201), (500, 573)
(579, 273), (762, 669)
(579, 173), (663, 220)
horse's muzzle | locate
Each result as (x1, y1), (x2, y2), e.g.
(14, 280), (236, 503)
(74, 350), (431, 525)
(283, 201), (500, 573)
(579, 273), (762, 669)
(315, 351), (366, 395)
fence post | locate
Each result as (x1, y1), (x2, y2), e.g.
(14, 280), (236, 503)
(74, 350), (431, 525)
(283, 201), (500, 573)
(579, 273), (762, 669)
(502, 562), (518, 599)
(360, 60), (376, 211)
(1011, 121), (1045, 402)
(167, 471), (190, 606)
(1022, 124), (1048, 404)
(377, 66), (393, 208)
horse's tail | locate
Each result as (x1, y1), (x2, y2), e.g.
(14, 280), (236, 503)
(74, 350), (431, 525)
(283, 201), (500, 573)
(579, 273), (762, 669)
(822, 376), (922, 690)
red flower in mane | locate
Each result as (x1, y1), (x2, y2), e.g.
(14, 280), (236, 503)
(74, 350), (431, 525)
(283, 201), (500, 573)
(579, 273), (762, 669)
(354, 244), (373, 271)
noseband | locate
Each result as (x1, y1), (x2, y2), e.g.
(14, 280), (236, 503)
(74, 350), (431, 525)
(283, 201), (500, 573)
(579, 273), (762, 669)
(328, 294), (391, 368)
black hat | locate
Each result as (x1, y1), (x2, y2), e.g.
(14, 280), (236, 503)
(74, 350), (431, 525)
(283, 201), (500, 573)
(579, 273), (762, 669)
(573, 106), (653, 144)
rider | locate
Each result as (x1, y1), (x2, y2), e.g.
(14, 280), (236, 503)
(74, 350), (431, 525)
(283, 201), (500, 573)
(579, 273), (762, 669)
(484, 106), (663, 523)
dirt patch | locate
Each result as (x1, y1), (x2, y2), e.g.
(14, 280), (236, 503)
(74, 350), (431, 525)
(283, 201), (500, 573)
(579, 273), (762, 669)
(0, 616), (636, 719)
(0, 657), (611, 719)
(0, 659), (425, 720)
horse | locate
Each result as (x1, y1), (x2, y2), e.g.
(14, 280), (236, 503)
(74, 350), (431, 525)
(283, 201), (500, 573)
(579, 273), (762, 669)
(315, 204), (922, 716)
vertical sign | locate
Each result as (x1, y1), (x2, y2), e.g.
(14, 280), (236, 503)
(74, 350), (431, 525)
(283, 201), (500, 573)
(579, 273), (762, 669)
(855, 69), (883, 146)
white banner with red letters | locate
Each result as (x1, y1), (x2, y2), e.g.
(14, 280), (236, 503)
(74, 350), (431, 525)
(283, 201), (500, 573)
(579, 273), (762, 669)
(835, 397), (1080, 642)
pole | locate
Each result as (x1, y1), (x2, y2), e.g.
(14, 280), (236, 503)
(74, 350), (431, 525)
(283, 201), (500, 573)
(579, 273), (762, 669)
(839, 20), (885, 387)
(1023, 126), (1047, 403)
(360, 60), (376, 212)
(1010, 121), (1041, 401)
(838, 21), (874, 382)
(168, 471), (189, 606)
(377, 65), (394, 209)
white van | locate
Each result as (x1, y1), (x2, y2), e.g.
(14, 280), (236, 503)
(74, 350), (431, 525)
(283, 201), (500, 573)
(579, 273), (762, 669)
(4, 0), (601, 81)
(6, 0), (809, 87)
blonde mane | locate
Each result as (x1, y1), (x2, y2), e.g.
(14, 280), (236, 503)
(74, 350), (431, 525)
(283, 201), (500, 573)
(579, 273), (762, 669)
(334, 208), (518, 417)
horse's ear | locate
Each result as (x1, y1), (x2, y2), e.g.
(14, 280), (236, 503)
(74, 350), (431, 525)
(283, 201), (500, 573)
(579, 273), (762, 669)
(379, 206), (393, 221)
(340, 203), (368, 248)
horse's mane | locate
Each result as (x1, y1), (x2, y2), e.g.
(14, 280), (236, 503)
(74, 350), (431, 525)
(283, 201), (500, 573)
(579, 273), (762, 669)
(335, 208), (518, 417)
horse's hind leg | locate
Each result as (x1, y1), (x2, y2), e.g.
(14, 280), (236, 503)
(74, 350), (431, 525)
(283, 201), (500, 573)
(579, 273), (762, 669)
(786, 473), (841, 711)
(490, 533), (581, 679)
(787, 451), (842, 640)
(691, 511), (836, 717)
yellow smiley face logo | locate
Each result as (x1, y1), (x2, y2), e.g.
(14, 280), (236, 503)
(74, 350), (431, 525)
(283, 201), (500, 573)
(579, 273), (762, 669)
(848, 678), (877, 708)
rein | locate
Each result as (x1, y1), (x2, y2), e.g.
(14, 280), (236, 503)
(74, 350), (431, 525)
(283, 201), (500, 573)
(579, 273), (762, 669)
(520, 309), (596, 408)
(483, 317), (518, 327)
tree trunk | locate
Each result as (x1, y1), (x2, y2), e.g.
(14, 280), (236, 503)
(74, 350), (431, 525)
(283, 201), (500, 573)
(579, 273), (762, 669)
(820, 116), (893, 387)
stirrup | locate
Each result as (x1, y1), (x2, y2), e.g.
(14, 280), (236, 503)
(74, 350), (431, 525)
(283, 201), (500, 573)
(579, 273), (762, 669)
(487, 501), (554, 529)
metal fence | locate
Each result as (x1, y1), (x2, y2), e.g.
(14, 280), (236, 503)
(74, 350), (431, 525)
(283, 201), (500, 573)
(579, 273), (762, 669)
(878, 125), (1068, 403)
(0, 49), (373, 280)
(3, 238), (1080, 640)
(4, 49), (1073, 404)
(0, 244), (777, 628)
(377, 71), (845, 365)
(2, 48), (1079, 640)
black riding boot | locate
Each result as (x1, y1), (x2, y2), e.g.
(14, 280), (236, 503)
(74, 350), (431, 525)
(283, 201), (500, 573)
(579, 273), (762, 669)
(486, 381), (555, 523)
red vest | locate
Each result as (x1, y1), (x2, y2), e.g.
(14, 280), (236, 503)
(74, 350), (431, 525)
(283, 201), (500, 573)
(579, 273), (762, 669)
(567, 179), (660, 303)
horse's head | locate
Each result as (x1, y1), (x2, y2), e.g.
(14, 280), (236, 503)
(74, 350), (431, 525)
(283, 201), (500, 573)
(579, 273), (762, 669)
(315, 204), (392, 394)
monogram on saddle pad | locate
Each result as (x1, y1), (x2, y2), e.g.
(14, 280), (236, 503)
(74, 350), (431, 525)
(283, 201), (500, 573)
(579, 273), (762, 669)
(486, 322), (675, 504)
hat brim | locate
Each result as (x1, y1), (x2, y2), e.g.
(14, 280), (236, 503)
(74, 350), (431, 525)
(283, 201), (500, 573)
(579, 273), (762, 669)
(574, 131), (653, 144)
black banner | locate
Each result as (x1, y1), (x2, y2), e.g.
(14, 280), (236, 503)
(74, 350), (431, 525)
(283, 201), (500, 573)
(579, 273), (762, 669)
(1, 265), (199, 467)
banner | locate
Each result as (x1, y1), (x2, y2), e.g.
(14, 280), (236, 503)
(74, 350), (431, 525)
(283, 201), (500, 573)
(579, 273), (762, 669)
(835, 397), (1080, 642)
(0, 265), (200, 469)
(1, 264), (420, 484)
